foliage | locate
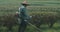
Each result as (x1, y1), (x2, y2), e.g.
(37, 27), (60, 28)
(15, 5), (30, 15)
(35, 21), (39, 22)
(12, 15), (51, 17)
(29, 12), (60, 28)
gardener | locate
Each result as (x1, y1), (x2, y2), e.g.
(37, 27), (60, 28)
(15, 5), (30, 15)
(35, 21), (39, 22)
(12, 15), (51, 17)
(16, 0), (29, 32)
(16, 0), (29, 24)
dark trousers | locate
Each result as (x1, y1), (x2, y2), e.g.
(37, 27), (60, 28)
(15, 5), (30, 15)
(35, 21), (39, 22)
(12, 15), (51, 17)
(18, 19), (27, 32)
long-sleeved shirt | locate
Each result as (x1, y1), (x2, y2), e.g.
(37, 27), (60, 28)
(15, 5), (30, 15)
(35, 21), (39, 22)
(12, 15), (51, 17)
(19, 5), (28, 20)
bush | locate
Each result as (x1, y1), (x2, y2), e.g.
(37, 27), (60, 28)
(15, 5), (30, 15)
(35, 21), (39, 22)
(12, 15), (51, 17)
(0, 14), (17, 27)
(0, 12), (60, 28)
(29, 12), (60, 28)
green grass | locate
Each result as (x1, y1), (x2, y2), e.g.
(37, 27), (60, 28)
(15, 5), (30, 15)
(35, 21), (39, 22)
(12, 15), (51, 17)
(0, 0), (60, 6)
(0, 23), (60, 32)
(33, 23), (60, 32)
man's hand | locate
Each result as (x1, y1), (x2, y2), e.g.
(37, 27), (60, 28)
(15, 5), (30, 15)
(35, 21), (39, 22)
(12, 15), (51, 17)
(15, 12), (19, 16)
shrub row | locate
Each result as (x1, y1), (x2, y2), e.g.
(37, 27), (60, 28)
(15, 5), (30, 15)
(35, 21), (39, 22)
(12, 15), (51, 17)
(0, 12), (60, 27)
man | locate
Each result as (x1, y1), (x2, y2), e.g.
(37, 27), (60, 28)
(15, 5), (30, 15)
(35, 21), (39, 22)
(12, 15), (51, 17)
(16, 0), (29, 32)
(15, 0), (28, 24)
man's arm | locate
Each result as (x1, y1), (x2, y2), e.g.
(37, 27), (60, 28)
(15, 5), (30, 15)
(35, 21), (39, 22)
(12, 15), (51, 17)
(16, 7), (20, 14)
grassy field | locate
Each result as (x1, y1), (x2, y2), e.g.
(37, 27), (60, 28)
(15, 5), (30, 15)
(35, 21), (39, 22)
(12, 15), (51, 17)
(0, 0), (60, 32)
(26, 23), (59, 32)
(0, 23), (60, 32)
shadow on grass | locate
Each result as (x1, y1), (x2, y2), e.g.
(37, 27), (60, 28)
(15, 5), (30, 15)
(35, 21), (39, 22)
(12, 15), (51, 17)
(40, 27), (49, 30)
(52, 26), (60, 30)
(39, 26), (60, 30)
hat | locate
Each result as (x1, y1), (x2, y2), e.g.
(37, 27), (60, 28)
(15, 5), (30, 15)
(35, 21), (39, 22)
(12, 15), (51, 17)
(22, 0), (28, 5)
